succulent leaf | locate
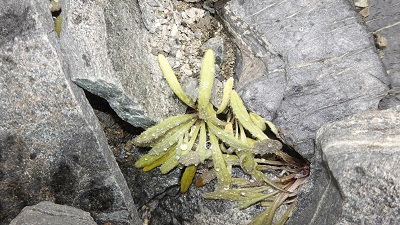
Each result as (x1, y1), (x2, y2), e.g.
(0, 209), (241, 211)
(133, 114), (197, 146)
(180, 122), (200, 156)
(142, 146), (177, 171)
(160, 153), (180, 174)
(198, 49), (215, 118)
(204, 103), (226, 126)
(131, 49), (306, 225)
(180, 165), (198, 193)
(158, 54), (196, 108)
(216, 77), (234, 114)
(147, 119), (197, 156)
(230, 91), (269, 140)
(195, 120), (208, 163)
(203, 187), (276, 209)
(207, 122), (253, 152)
(239, 152), (285, 191)
(249, 112), (267, 131)
(135, 144), (176, 168)
(265, 120), (286, 143)
(209, 133), (231, 190)
(54, 15), (62, 37)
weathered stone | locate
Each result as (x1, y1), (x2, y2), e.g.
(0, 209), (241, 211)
(121, 159), (265, 225)
(317, 105), (400, 224)
(10, 201), (96, 225)
(216, 0), (390, 224)
(0, 1), (139, 224)
(218, 0), (389, 159)
(61, 0), (186, 129)
(365, 0), (400, 109)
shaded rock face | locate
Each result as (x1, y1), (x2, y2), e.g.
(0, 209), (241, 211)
(213, 0), (390, 224)
(9, 201), (97, 225)
(61, 0), (186, 129)
(317, 105), (400, 224)
(0, 1), (139, 225)
(218, 0), (389, 159)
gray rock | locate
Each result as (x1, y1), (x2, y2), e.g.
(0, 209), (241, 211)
(218, 0), (389, 159)
(61, 0), (186, 129)
(121, 159), (265, 225)
(9, 201), (96, 225)
(216, 0), (390, 224)
(0, 1), (140, 225)
(365, 0), (400, 109)
(317, 105), (400, 224)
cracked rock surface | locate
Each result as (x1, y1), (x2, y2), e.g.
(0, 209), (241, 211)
(0, 1), (139, 224)
(317, 105), (400, 224)
(9, 201), (97, 225)
(218, 0), (389, 159)
(2, 0), (399, 224)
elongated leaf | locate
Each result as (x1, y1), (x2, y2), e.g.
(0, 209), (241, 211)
(204, 103), (226, 126)
(207, 122), (253, 152)
(180, 165), (198, 193)
(222, 154), (239, 165)
(203, 187), (276, 209)
(209, 133), (231, 190)
(180, 122), (200, 156)
(142, 146), (177, 171)
(265, 120), (286, 143)
(195, 120), (208, 163)
(135, 144), (176, 169)
(230, 91), (268, 140)
(236, 190), (279, 209)
(249, 112), (267, 131)
(160, 153), (180, 174)
(158, 54), (196, 108)
(238, 152), (285, 191)
(54, 15), (62, 37)
(224, 122), (233, 134)
(148, 119), (196, 156)
(216, 77), (234, 114)
(198, 49), (215, 117)
(239, 122), (247, 144)
(133, 114), (197, 146)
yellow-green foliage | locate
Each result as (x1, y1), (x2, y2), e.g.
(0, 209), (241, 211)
(54, 15), (62, 37)
(132, 49), (308, 225)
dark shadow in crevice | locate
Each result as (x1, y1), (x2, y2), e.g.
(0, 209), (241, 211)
(84, 90), (143, 135)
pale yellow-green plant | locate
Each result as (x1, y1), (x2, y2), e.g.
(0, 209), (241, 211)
(132, 49), (309, 224)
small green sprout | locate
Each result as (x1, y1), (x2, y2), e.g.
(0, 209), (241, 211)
(132, 49), (309, 224)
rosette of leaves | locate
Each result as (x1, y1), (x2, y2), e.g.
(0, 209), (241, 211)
(132, 49), (309, 225)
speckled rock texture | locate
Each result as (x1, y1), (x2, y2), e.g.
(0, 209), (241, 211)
(9, 201), (97, 225)
(218, 0), (389, 159)
(61, 0), (186, 129)
(2, 0), (396, 224)
(317, 105), (400, 225)
(366, 0), (400, 109)
(215, 0), (390, 224)
(0, 1), (139, 224)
